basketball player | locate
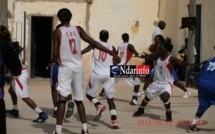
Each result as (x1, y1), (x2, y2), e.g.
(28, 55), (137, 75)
(187, 56), (215, 132)
(137, 35), (191, 98)
(99, 33), (141, 105)
(53, 8), (120, 134)
(82, 30), (120, 129)
(6, 41), (48, 123)
(50, 24), (74, 118)
(133, 40), (194, 121)
(0, 25), (22, 134)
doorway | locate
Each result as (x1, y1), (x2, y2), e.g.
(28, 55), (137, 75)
(31, 16), (53, 78)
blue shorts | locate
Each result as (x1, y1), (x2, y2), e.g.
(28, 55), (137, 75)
(196, 79), (215, 115)
(172, 69), (178, 81)
(50, 63), (59, 87)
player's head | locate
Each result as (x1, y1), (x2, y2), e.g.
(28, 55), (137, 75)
(12, 41), (24, 55)
(57, 8), (72, 24)
(122, 33), (129, 42)
(154, 34), (165, 45)
(0, 25), (11, 42)
(99, 30), (109, 42)
(166, 37), (173, 52)
(159, 40), (172, 56)
(158, 21), (166, 30)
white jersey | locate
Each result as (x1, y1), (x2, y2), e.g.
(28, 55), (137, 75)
(57, 25), (83, 72)
(154, 54), (174, 85)
(91, 41), (113, 75)
(117, 43), (132, 65)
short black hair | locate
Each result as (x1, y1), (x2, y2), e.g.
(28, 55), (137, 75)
(160, 39), (173, 52)
(99, 30), (109, 42)
(0, 25), (11, 42)
(57, 8), (72, 23)
(155, 34), (165, 42)
(122, 33), (129, 42)
(12, 41), (23, 55)
(158, 21), (166, 30)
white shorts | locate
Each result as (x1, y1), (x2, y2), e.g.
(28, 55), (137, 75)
(56, 66), (84, 101)
(11, 70), (29, 98)
(86, 72), (115, 99)
(115, 77), (140, 86)
(146, 81), (173, 100)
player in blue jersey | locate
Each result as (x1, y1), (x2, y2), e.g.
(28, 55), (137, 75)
(187, 56), (215, 132)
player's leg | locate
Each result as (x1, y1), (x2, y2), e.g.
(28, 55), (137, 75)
(160, 92), (172, 121)
(159, 83), (173, 122)
(72, 72), (89, 133)
(6, 84), (19, 118)
(51, 85), (58, 117)
(126, 77), (141, 105)
(137, 68), (154, 97)
(54, 66), (73, 134)
(187, 84), (213, 132)
(86, 73), (106, 121)
(14, 71), (48, 122)
(104, 77), (120, 129)
(99, 88), (105, 97)
(21, 97), (48, 122)
(55, 94), (67, 134)
(172, 69), (190, 98)
(50, 63), (59, 117)
(0, 98), (6, 134)
(133, 82), (158, 117)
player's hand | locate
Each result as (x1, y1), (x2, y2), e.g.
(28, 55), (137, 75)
(112, 54), (121, 64)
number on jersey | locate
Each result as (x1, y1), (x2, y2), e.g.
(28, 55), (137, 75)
(207, 62), (215, 71)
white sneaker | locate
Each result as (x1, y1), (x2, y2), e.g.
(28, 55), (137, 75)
(182, 91), (191, 98)
(130, 99), (138, 105)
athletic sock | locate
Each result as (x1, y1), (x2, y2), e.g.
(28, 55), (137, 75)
(34, 107), (43, 114)
(13, 105), (18, 110)
(110, 109), (117, 120)
(56, 125), (62, 134)
(82, 123), (88, 132)
(191, 116), (200, 125)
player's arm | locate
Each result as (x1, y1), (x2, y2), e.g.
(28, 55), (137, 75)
(149, 44), (156, 53)
(52, 29), (59, 63)
(138, 51), (160, 61)
(2, 43), (22, 76)
(127, 44), (139, 57)
(112, 46), (120, 65)
(77, 26), (120, 62)
(170, 56), (194, 66)
(81, 44), (94, 55)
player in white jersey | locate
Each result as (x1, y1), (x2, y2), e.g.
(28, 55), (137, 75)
(53, 8), (120, 134)
(50, 24), (74, 118)
(82, 30), (120, 129)
(133, 40), (194, 121)
(100, 33), (141, 105)
(6, 41), (48, 122)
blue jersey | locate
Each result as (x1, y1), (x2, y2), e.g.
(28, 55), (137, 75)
(199, 57), (215, 83)
(196, 57), (215, 113)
